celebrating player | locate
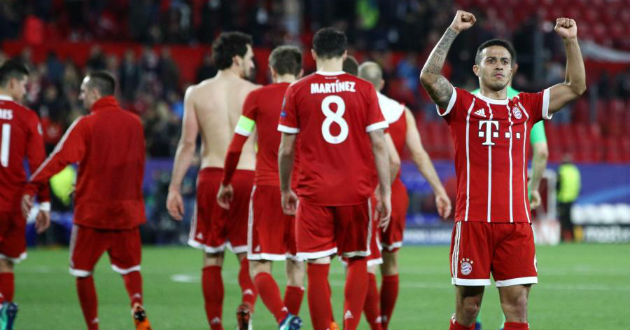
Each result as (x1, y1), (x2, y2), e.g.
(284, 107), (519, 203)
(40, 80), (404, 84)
(278, 27), (391, 330)
(420, 10), (585, 330)
(166, 32), (259, 330)
(0, 59), (50, 330)
(217, 45), (304, 330)
(23, 71), (151, 330)
(359, 61), (452, 330)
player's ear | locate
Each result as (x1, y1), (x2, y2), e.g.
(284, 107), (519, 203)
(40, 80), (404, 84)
(473, 64), (480, 77)
(342, 50), (348, 60)
(311, 49), (317, 62)
(298, 69), (304, 78)
(379, 80), (385, 91)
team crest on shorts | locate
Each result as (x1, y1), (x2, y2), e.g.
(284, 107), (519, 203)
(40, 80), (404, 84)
(512, 107), (523, 119)
(460, 258), (474, 276)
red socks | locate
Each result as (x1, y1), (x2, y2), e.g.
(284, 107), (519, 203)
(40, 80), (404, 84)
(343, 258), (368, 330)
(504, 322), (529, 330)
(254, 272), (288, 323)
(380, 274), (399, 329)
(76, 276), (99, 330)
(122, 271), (143, 306)
(307, 263), (333, 330)
(0, 272), (14, 303)
(284, 285), (304, 316)
(364, 272), (383, 330)
(238, 258), (257, 309)
(203, 266), (224, 330)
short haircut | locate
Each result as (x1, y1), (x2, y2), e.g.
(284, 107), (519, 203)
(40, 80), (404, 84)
(86, 71), (116, 96)
(313, 27), (347, 59)
(342, 56), (359, 76)
(212, 31), (253, 70)
(358, 61), (382, 88)
(475, 39), (517, 65)
(0, 59), (29, 86)
(269, 45), (302, 76)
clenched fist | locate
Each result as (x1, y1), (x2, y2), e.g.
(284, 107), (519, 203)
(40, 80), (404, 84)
(450, 10), (476, 33)
(555, 17), (578, 39)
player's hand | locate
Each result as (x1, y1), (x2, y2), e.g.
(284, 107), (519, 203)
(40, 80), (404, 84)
(217, 184), (233, 210)
(450, 10), (476, 33)
(166, 188), (185, 221)
(435, 192), (452, 219)
(35, 210), (51, 233)
(530, 189), (542, 209)
(554, 18), (578, 39)
(21, 194), (34, 219)
(281, 189), (298, 216)
(375, 191), (392, 231)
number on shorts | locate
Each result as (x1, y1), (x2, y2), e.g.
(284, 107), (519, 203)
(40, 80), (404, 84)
(1, 123), (10, 167)
(321, 95), (348, 144)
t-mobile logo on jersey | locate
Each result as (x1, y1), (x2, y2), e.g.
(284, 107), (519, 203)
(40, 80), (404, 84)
(478, 120), (499, 146)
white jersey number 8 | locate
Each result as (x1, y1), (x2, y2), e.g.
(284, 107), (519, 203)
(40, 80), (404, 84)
(321, 95), (348, 144)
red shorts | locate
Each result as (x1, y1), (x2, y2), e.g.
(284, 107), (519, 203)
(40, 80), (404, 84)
(189, 168), (253, 254)
(248, 185), (298, 261)
(296, 198), (372, 260)
(381, 179), (409, 252)
(0, 209), (27, 263)
(450, 221), (538, 287)
(69, 225), (141, 277)
(342, 195), (382, 267)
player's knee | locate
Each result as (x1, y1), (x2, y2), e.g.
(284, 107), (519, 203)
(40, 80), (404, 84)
(249, 260), (271, 278)
(203, 252), (224, 266)
(501, 294), (529, 318)
(0, 259), (14, 272)
(381, 252), (398, 275)
(286, 260), (305, 287)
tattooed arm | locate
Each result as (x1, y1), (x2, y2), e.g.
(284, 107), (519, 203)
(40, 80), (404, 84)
(420, 10), (476, 109)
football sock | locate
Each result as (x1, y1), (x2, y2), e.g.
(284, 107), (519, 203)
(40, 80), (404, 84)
(76, 276), (99, 330)
(364, 272), (383, 330)
(503, 322), (529, 330)
(380, 274), (399, 329)
(343, 258), (368, 330)
(238, 258), (257, 309)
(254, 272), (288, 323)
(283, 285), (304, 315)
(0, 272), (14, 303)
(202, 266), (224, 330)
(307, 263), (333, 330)
(121, 271), (143, 306)
(450, 318), (475, 330)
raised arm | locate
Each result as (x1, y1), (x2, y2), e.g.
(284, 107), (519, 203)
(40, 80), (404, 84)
(278, 133), (297, 215)
(166, 86), (199, 221)
(548, 18), (587, 114)
(420, 10), (476, 109)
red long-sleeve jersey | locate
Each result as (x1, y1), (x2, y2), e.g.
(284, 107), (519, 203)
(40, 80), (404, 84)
(25, 96), (146, 229)
(0, 95), (49, 211)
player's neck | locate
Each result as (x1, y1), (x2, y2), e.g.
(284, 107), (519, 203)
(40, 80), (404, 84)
(316, 58), (344, 73)
(274, 74), (296, 84)
(216, 67), (243, 80)
(0, 89), (13, 101)
(479, 85), (508, 100)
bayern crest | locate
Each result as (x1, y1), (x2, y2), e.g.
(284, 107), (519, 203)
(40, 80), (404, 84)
(512, 106), (523, 119)
(460, 258), (473, 276)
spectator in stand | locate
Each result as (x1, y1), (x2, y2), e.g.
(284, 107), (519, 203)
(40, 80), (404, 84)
(119, 50), (141, 103)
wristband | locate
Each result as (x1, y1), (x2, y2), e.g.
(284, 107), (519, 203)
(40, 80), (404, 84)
(39, 202), (51, 212)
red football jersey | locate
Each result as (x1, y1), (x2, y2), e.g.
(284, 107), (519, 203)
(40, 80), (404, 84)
(377, 92), (407, 180)
(278, 71), (387, 205)
(26, 96), (146, 230)
(439, 88), (551, 223)
(0, 95), (49, 211)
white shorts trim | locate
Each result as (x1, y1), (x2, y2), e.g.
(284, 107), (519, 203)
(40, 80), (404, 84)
(381, 241), (403, 251)
(188, 239), (227, 254)
(248, 252), (287, 261)
(367, 257), (383, 267)
(297, 247), (337, 260)
(495, 276), (538, 287)
(451, 278), (492, 286)
(0, 252), (27, 264)
(228, 243), (248, 254)
(111, 264), (141, 275)
(69, 268), (92, 277)
(340, 250), (370, 258)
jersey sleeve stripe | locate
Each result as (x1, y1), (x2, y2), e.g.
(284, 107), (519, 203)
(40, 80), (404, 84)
(234, 116), (255, 136)
(365, 121), (388, 132)
(436, 87), (458, 116)
(277, 124), (299, 134)
(542, 88), (552, 120)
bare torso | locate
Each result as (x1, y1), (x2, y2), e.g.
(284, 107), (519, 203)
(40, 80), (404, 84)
(188, 72), (259, 170)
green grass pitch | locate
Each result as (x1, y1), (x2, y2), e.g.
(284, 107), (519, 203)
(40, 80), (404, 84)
(14, 243), (629, 329)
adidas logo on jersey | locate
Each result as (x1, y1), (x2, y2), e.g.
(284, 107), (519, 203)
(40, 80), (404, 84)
(474, 109), (486, 117)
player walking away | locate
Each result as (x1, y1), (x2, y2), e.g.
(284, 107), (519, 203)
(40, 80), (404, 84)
(358, 61), (452, 330)
(22, 71), (151, 330)
(166, 32), (259, 330)
(420, 10), (585, 330)
(0, 59), (50, 330)
(216, 45), (305, 330)
(278, 27), (392, 330)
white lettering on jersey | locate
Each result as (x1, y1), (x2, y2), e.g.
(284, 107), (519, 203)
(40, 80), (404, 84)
(310, 81), (356, 94)
(478, 120), (499, 146)
(0, 109), (13, 120)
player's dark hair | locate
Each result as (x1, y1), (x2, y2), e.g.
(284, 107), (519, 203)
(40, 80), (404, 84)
(86, 71), (116, 96)
(269, 45), (302, 77)
(313, 27), (347, 59)
(342, 56), (359, 76)
(212, 31), (253, 70)
(0, 59), (29, 87)
(475, 39), (517, 65)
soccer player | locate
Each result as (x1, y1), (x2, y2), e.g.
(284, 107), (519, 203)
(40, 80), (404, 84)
(216, 45), (304, 330)
(22, 71), (151, 330)
(278, 27), (392, 330)
(420, 11), (585, 330)
(166, 32), (259, 330)
(0, 59), (50, 330)
(359, 61), (452, 330)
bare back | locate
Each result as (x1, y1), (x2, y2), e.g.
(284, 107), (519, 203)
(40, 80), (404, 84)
(188, 72), (259, 170)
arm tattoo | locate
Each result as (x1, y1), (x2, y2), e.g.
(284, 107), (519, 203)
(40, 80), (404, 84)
(421, 27), (458, 108)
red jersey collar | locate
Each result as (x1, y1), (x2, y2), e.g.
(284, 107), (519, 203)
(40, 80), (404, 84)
(90, 96), (120, 112)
